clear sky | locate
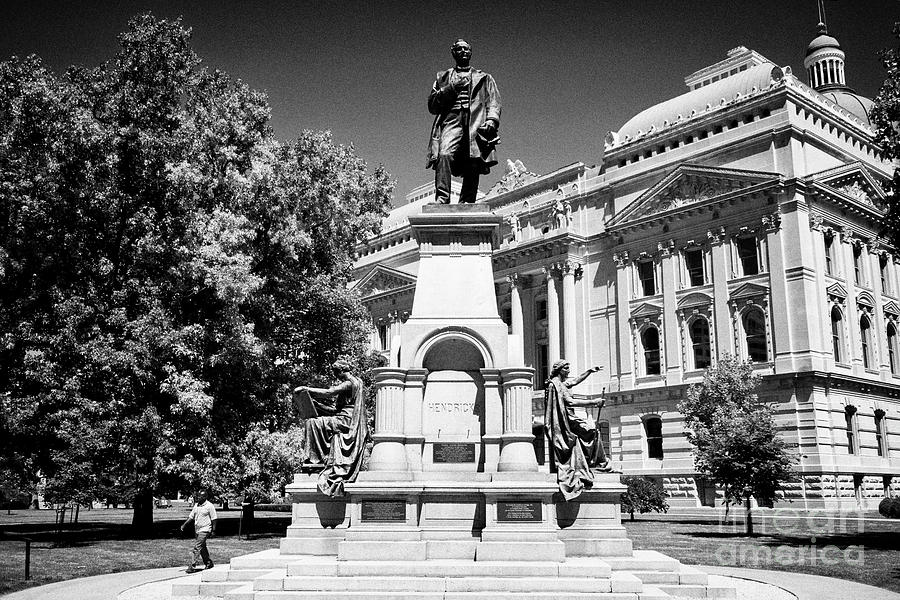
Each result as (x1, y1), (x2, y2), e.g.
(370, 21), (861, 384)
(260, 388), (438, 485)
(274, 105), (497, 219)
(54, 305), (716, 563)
(1, 1), (898, 204)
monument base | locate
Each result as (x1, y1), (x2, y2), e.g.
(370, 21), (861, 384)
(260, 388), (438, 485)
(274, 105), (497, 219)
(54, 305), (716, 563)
(172, 471), (736, 600)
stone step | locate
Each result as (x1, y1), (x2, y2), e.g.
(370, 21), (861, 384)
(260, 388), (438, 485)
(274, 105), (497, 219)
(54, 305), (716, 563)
(628, 571), (681, 585)
(230, 549), (299, 569)
(266, 575), (619, 593)
(337, 540), (427, 561)
(677, 565), (710, 586)
(561, 537), (634, 557)
(170, 573), (202, 597)
(251, 593), (650, 600)
(223, 583), (256, 600)
(192, 581), (246, 597)
(475, 540), (566, 562)
(657, 584), (736, 599)
(280, 557), (620, 579)
(603, 551), (681, 573)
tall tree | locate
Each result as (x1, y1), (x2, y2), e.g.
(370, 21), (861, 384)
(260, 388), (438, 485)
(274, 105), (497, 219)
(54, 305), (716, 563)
(0, 14), (392, 530)
(871, 22), (900, 247)
(678, 356), (795, 535)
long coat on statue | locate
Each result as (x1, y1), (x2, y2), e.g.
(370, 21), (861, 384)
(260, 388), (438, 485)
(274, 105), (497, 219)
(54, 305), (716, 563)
(426, 68), (501, 175)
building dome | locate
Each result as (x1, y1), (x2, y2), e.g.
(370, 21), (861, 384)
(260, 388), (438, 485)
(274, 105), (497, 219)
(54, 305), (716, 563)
(806, 23), (841, 56)
(615, 61), (780, 142)
(817, 89), (874, 126)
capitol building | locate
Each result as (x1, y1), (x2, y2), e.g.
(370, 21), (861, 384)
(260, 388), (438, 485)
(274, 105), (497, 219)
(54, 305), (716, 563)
(351, 23), (897, 510)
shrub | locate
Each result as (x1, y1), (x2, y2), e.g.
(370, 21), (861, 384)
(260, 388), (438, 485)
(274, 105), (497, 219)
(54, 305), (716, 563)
(620, 476), (669, 521)
(878, 496), (900, 519)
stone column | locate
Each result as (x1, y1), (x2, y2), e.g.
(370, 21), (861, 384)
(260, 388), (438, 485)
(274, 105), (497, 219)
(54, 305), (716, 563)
(367, 368), (409, 472)
(481, 369), (503, 473)
(545, 265), (561, 365)
(613, 251), (632, 386)
(508, 274), (525, 364)
(497, 367), (538, 472)
(402, 368), (428, 471)
(562, 261), (578, 373)
(708, 227), (732, 358)
(659, 240), (680, 383)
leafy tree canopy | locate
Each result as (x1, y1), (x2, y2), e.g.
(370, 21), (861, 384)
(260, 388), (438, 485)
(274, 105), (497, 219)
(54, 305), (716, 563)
(0, 13), (392, 527)
(678, 356), (795, 516)
(871, 22), (900, 247)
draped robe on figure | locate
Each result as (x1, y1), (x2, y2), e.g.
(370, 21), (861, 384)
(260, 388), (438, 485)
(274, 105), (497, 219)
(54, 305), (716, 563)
(544, 377), (607, 501)
(302, 374), (368, 497)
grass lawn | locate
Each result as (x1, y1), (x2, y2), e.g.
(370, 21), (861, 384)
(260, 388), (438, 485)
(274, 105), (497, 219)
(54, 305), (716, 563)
(623, 512), (900, 594)
(0, 505), (290, 595)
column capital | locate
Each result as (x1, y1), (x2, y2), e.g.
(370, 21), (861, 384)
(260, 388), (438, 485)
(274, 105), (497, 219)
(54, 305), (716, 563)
(612, 250), (630, 268)
(506, 272), (520, 287)
(657, 239), (675, 256)
(562, 259), (581, 275)
(761, 212), (782, 232)
(707, 226), (726, 245)
(809, 212), (825, 231)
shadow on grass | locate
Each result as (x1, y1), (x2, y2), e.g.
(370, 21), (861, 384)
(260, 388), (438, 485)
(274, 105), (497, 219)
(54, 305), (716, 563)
(0, 515), (292, 546)
(678, 528), (900, 551)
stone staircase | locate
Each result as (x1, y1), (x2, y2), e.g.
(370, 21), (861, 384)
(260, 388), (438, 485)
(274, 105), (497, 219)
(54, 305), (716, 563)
(171, 547), (735, 600)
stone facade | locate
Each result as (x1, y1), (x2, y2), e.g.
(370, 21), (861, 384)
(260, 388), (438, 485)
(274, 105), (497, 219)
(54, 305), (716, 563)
(353, 43), (898, 510)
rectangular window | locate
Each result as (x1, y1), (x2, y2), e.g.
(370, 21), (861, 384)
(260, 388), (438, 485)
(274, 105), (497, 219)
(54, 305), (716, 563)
(535, 299), (548, 321)
(853, 245), (863, 286)
(638, 260), (656, 296)
(645, 417), (664, 459)
(377, 323), (388, 350)
(875, 411), (886, 458)
(599, 421), (611, 456)
(881, 255), (890, 295)
(736, 237), (759, 276)
(845, 407), (858, 455)
(824, 235), (834, 276)
(535, 343), (549, 389)
(684, 248), (705, 287)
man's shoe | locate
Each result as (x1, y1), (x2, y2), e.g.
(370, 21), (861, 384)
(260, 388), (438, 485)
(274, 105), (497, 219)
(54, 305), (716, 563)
(205, 562), (214, 569)
(186, 566), (200, 574)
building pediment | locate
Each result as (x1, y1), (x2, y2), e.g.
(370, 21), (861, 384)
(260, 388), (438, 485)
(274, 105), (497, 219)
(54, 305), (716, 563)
(630, 301), (663, 319)
(884, 300), (900, 316)
(826, 282), (848, 299)
(677, 291), (713, 309)
(352, 265), (417, 299)
(608, 164), (781, 228)
(810, 162), (888, 211)
(730, 281), (769, 301)
(857, 290), (876, 308)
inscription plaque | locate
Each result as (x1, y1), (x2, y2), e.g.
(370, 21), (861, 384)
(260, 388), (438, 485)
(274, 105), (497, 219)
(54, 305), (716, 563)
(433, 442), (476, 463)
(360, 500), (406, 522)
(497, 500), (542, 522)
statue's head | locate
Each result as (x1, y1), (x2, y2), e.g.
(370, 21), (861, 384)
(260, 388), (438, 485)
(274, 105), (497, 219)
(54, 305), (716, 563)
(332, 359), (353, 378)
(450, 38), (472, 67)
(550, 360), (570, 378)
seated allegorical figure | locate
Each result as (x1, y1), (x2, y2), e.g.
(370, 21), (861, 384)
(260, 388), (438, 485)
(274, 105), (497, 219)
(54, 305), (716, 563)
(544, 359), (613, 501)
(292, 359), (368, 497)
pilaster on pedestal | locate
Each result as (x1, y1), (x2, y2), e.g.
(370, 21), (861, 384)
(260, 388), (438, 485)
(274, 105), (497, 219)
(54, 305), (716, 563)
(365, 367), (409, 476)
(497, 367), (538, 473)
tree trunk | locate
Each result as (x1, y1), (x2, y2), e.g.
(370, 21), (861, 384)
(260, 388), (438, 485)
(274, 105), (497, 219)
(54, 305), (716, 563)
(629, 509), (635, 521)
(744, 495), (753, 536)
(131, 489), (154, 533)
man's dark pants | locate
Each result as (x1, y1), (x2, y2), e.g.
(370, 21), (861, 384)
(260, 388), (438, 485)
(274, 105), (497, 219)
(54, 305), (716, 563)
(434, 110), (480, 204)
(192, 531), (213, 568)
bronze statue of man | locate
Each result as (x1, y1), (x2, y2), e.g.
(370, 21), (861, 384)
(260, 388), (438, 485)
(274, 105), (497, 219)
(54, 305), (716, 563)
(426, 38), (501, 203)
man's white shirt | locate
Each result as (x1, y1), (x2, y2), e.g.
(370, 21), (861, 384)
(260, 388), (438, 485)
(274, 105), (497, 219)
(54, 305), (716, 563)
(190, 500), (217, 533)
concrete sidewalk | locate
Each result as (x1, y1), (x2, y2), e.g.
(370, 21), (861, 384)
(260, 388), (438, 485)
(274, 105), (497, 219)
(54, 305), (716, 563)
(2, 566), (186, 600)
(3, 563), (900, 600)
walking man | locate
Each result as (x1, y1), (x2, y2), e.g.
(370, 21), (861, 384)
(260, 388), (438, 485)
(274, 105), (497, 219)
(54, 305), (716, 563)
(180, 490), (217, 572)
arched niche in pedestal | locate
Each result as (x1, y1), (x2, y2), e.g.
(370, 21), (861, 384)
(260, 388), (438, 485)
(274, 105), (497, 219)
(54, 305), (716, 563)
(416, 329), (492, 471)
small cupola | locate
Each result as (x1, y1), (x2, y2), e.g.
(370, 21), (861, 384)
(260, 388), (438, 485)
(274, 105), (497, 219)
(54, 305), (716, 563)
(803, 21), (846, 91)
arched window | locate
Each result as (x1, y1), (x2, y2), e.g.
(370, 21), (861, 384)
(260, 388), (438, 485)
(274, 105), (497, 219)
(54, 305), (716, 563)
(887, 323), (899, 376)
(690, 318), (711, 369)
(831, 307), (844, 363)
(743, 310), (768, 362)
(642, 327), (661, 375)
(860, 316), (873, 369)
(644, 416), (664, 459)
